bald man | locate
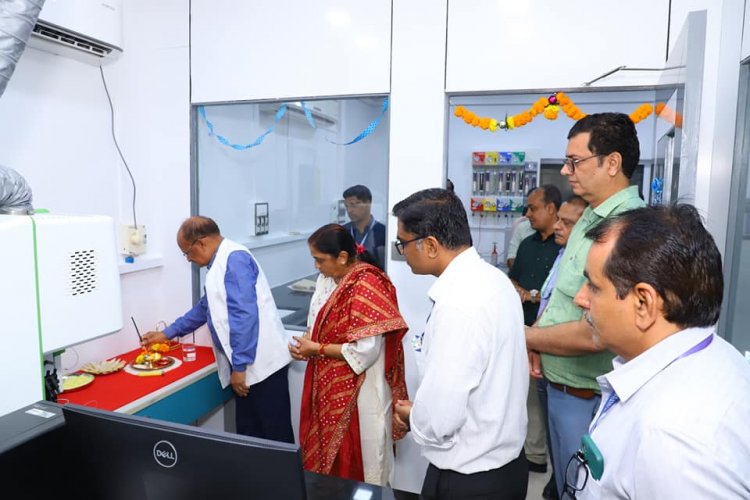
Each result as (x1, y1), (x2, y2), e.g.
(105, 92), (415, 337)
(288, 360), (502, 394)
(143, 216), (293, 443)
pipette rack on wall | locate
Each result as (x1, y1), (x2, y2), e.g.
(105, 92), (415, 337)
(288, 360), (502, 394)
(469, 151), (538, 217)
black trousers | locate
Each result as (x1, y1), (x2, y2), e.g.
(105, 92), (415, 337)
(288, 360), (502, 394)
(234, 364), (295, 444)
(421, 450), (528, 500)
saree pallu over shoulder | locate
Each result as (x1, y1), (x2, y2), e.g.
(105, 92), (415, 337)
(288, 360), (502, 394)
(300, 263), (408, 481)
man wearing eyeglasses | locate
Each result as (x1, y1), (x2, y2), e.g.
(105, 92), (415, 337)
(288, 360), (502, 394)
(392, 188), (529, 500)
(564, 205), (750, 499)
(525, 113), (646, 496)
(142, 216), (294, 444)
(342, 184), (386, 270)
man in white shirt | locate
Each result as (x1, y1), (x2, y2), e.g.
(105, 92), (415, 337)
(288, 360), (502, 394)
(392, 188), (529, 500)
(568, 204), (750, 499)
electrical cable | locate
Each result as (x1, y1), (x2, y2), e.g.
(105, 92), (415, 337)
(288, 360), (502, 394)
(99, 65), (138, 228)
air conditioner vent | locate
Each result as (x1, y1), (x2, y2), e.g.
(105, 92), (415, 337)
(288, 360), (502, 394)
(31, 22), (115, 58)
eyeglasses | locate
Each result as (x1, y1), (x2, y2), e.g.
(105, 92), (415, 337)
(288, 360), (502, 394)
(561, 451), (589, 500)
(182, 237), (204, 258)
(562, 154), (604, 173)
(395, 236), (425, 255)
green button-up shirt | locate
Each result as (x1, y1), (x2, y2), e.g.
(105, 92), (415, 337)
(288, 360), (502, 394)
(539, 185), (646, 390)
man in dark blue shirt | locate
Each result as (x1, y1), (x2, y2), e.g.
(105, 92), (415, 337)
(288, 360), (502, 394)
(342, 185), (386, 270)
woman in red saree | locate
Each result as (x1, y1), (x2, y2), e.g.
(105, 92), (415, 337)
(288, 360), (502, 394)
(289, 224), (408, 486)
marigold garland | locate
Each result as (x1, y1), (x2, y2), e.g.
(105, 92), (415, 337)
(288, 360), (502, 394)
(454, 92), (677, 132)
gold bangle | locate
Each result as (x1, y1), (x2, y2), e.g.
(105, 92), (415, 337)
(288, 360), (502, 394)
(318, 343), (327, 357)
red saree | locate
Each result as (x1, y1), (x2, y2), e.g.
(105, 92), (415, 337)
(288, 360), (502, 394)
(299, 262), (408, 482)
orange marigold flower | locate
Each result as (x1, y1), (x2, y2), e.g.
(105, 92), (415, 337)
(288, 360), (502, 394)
(454, 106), (465, 117)
(655, 103), (666, 115)
(479, 117), (490, 130)
(471, 116), (480, 126)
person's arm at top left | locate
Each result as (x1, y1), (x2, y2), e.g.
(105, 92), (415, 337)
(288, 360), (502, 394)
(225, 251), (260, 397)
(143, 296), (208, 345)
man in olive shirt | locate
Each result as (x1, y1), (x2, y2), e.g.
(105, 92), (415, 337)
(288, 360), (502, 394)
(525, 113), (646, 495)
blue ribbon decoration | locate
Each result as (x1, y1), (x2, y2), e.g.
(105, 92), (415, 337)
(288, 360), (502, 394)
(300, 97), (389, 146)
(198, 104), (287, 150)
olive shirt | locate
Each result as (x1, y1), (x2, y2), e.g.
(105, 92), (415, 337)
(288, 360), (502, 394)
(538, 185), (645, 391)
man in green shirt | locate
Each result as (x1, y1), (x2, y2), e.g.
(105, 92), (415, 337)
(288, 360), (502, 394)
(525, 113), (646, 495)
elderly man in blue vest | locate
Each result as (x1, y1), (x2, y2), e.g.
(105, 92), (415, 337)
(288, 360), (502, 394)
(143, 216), (294, 443)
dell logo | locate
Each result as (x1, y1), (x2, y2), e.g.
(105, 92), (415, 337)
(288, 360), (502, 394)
(153, 440), (178, 468)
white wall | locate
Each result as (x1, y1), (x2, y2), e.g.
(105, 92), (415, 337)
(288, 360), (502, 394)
(190, 0), (392, 103)
(447, 0), (670, 91)
(0, 0), (197, 373)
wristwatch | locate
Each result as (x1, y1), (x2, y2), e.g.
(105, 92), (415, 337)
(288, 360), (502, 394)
(530, 289), (539, 301)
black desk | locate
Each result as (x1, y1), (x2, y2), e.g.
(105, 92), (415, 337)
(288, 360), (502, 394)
(271, 273), (319, 331)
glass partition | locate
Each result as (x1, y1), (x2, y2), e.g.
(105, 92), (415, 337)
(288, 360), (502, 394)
(722, 63), (750, 356)
(192, 97), (390, 330)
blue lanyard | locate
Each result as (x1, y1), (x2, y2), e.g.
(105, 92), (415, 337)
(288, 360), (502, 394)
(590, 333), (714, 432)
(351, 218), (376, 247)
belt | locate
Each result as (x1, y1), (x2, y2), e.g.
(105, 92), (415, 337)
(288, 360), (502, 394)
(548, 381), (598, 400)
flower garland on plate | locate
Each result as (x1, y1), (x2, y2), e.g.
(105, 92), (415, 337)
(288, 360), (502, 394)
(454, 91), (675, 132)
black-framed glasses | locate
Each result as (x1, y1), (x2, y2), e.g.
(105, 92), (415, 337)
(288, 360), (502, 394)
(395, 236), (425, 255)
(182, 237), (204, 258)
(561, 451), (589, 499)
(562, 154), (604, 173)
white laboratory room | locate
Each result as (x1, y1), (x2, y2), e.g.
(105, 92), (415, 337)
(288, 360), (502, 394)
(1, 1), (749, 499)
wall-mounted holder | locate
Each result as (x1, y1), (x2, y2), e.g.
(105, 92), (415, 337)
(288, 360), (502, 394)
(254, 202), (269, 235)
(336, 199), (347, 224)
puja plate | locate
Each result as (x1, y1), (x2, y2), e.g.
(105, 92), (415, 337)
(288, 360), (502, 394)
(129, 356), (176, 371)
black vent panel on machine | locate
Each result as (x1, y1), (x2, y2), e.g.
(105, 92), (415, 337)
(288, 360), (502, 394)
(69, 250), (97, 296)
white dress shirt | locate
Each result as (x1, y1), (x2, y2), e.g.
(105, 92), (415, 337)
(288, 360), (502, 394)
(580, 326), (750, 499)
(409, 247), (528, 474)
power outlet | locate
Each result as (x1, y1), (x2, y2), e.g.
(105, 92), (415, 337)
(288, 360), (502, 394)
(119, 224), (147, 256)
(254, 202), (269, 236)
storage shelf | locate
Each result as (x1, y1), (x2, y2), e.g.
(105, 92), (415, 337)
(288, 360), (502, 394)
(118, 254), (164, 275)
(243, 230), (314, 250)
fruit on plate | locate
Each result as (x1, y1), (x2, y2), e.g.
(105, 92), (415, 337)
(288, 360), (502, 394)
(135, 351), (163, 365)
(149, 343), (171, 354)
(80, 358), (126, 375)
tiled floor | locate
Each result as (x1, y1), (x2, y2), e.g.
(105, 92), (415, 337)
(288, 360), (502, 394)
(527, 467), (553, 499)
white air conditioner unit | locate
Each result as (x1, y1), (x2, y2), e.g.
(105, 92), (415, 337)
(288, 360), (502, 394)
(260, 100), (339, 126)
(28, 0), (123, 65)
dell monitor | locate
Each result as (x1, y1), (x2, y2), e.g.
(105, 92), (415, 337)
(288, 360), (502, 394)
(60, 403), (307, 500)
